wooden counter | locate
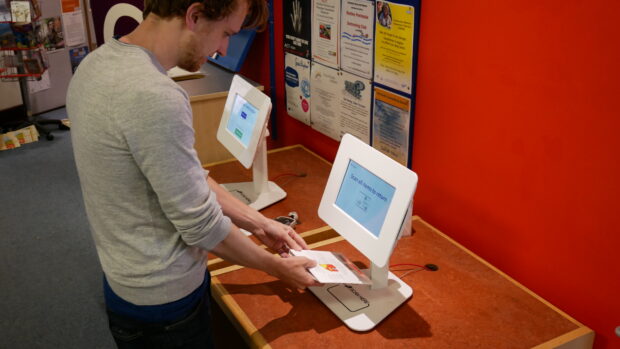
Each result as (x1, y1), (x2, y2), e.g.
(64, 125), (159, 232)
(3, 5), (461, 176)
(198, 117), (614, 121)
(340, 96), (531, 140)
(210, 216), (594, 349)
(203, 145), (332, 234)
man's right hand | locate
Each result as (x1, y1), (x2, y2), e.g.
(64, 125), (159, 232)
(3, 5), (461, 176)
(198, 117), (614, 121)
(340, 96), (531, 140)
(211, 225), (321, 290)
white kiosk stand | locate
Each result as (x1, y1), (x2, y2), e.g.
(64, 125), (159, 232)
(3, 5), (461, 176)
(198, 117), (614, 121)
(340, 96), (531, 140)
(216, 75), (286, 210)
(309, 134), (418, 331)
(220, 129), (286, 210)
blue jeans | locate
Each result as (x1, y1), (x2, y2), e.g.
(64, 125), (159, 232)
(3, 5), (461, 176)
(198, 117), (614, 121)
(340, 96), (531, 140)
(106, 292), (215, 349)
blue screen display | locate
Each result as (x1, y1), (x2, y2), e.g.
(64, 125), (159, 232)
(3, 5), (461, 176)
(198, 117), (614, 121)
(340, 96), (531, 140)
(334, 160), (395, 238)
(226, 94), (259, 147)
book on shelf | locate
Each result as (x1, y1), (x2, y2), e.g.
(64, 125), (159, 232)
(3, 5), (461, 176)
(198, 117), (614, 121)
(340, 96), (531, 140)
(0, 1), (11, 22)
(10, 1), (30, 23)
(0, 22), (15, 48)
(2, 0), (41, 23)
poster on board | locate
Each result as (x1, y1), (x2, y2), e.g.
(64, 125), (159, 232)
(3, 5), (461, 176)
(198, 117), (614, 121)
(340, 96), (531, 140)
(41, 17), (65, 51)
(374, 1), (414, 92)
(372, 86), (411, 165)
(62, 10), (86, 46)
(340, 0), (374, 79)
(311, 0), (339, 69)
(69, 45), (89, 73)
(339, 71), (371, 143)
(285, 53), (311, 125)
(283, 0), (311, 59)
(61, 0), (80, 13)
(310, 62), (341, 140)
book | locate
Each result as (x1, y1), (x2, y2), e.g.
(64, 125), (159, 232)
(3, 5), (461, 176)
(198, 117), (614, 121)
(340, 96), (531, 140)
(290, 249), (372, 285)
(0, 1), (11, 22)
(12, 22), (38, 48)
(10, 1), (30, 23)
(0, 22), (15, 48)
(31, 0), (41, 19)
(23, 58), (42, 74)
(3, 53), (19, 67)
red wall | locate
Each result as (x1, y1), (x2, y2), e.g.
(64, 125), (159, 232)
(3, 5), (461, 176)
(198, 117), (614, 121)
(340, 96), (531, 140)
(413, 2), (620, 348)
(247, 1), (620, 347)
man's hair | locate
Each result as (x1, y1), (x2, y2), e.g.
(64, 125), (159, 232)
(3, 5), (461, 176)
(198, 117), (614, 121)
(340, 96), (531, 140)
(143, 0), (268, 30)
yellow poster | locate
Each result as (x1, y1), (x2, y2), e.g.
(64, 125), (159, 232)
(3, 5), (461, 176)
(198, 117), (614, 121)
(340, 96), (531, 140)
(374, 1), (414, 93)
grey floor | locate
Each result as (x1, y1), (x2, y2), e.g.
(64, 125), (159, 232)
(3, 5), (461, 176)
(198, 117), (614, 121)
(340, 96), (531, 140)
(0, 108), (116, 348)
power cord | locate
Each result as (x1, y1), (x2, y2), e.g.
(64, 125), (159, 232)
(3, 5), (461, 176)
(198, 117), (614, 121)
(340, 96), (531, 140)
(270, 172), (307, 182)
(390, 263), (439, 279)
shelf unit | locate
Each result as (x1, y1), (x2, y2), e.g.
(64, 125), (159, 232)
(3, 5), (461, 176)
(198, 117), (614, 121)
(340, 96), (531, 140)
(1, 0), (65, 141)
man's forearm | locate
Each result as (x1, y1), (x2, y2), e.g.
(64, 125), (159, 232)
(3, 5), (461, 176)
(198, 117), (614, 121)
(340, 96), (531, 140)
(207, 176), (269, 233)
(210, 225), (278, 274)
(210, 224), (318, 290)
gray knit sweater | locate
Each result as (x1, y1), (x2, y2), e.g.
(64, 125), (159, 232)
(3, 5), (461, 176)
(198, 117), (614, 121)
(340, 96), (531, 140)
(66, 39), (231, 305)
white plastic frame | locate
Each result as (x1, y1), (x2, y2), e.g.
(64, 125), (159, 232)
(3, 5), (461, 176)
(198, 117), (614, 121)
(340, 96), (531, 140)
(216, 74), (271, 169)
(318, 134), (418, 268)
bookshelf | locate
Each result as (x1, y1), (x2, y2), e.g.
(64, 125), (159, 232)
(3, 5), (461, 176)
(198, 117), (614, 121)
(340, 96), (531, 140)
(1, 0), (65, 142)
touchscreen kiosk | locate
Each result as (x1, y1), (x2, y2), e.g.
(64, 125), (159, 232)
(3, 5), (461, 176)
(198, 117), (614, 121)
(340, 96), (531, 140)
(216, 75), (286, 210)
(312, 133), (418, 331)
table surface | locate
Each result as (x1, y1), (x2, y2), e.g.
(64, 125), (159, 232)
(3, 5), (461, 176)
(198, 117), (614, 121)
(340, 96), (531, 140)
(204, 145), (333, 234)
(211, 216), (593, 349)
(176, 63), (261, 100)
(203, 145), (335, 271)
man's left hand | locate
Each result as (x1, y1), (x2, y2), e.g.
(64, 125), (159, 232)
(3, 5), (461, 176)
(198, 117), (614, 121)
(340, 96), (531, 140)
(252, 219), (308, 257)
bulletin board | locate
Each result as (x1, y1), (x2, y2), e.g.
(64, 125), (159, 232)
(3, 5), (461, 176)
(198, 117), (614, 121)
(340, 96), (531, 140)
(283, 0), (421, 167)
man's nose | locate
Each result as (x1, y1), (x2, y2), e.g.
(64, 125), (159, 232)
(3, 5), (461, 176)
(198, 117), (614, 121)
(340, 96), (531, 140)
(217, 38), (230, 57)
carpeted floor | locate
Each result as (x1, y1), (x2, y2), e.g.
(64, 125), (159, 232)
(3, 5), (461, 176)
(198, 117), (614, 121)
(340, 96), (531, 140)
(0, 108), (116, 348)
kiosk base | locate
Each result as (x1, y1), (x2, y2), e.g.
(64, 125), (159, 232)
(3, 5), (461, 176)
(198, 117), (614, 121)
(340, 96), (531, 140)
(308, 270), (412, 332)
(221, 181), (286, 211)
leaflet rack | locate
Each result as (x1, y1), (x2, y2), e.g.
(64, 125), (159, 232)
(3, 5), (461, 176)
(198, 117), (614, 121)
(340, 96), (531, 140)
(1, 0), (66, 140)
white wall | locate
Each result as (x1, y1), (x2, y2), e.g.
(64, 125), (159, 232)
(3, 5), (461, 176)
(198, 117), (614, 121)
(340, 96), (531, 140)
(0, 82), (22, 110)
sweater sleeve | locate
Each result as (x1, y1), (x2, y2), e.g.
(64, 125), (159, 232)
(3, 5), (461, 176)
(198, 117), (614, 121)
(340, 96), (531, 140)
(117, 84), (231, 251)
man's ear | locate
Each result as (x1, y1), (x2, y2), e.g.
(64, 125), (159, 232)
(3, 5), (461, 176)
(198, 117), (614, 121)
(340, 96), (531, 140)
(185, 2), (204, 31)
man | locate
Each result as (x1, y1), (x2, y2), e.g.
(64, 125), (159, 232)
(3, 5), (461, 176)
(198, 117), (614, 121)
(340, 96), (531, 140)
(66, 1), (318, 347)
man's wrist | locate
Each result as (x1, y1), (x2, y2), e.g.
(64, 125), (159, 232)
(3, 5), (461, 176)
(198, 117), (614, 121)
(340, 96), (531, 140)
(252, 214), (271, 236)
(262, 253), (283, 278)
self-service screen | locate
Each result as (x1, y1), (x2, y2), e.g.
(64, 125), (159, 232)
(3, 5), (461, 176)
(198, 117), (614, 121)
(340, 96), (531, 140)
(335, 159), (395, 238)
(226, 94), (259, 147)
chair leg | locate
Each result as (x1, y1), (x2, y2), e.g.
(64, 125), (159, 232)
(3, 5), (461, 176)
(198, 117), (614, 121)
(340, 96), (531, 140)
(33, 121), (54, 141)
(32, 118), (69, 141)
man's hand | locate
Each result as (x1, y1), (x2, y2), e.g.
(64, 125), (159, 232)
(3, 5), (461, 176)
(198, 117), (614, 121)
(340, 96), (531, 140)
(252, 219), (308, 257)
(206, 175), (310, 256)
(267, 254), (320, 289)
(211, 226), (320, 289)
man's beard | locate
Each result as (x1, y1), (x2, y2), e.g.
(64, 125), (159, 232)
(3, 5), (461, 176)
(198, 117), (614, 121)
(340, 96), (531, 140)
(177, 36), (203, 72)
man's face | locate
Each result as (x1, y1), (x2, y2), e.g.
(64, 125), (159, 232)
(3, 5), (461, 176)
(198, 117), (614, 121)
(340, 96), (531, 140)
(178, 1), (248, 72)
